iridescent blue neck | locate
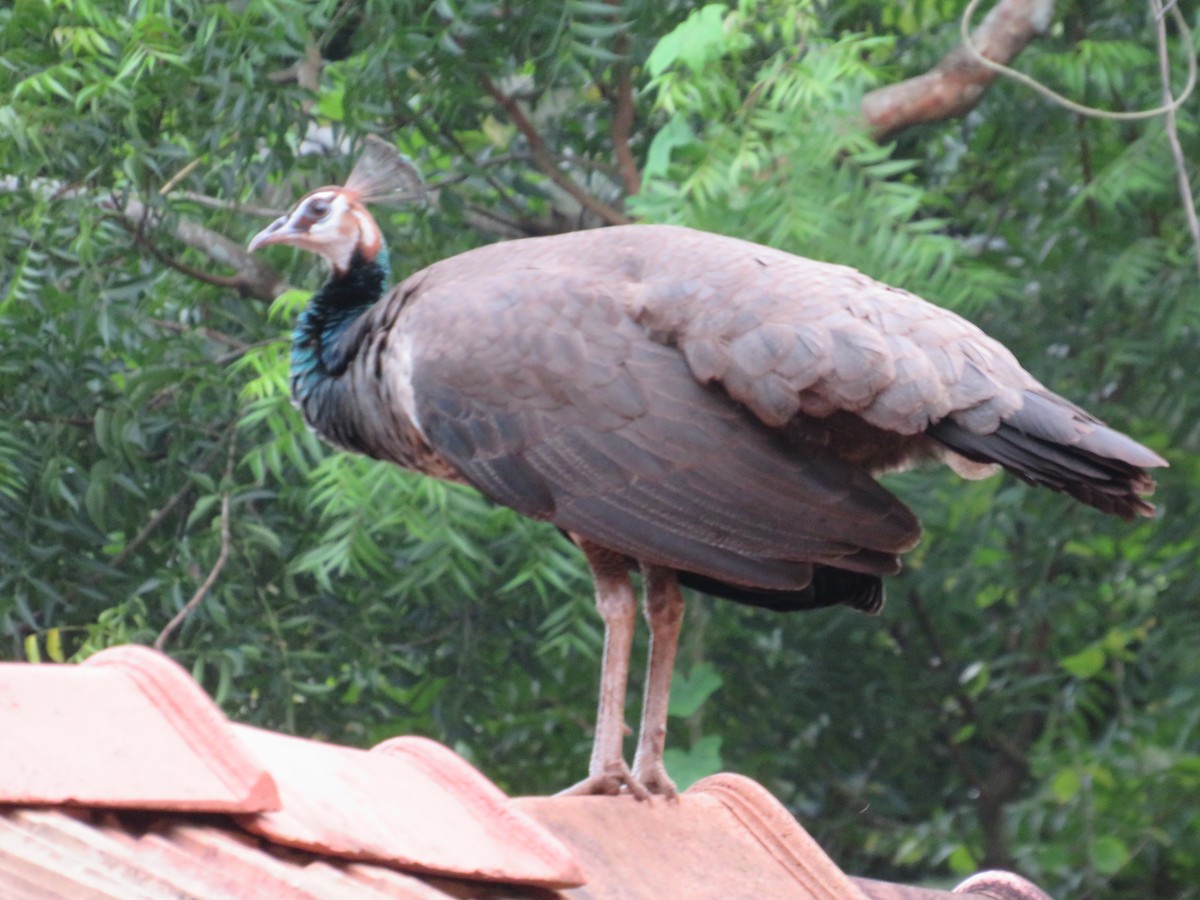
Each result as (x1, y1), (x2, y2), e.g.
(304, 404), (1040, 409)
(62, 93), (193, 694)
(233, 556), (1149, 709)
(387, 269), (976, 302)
(291, 244), (390, 405)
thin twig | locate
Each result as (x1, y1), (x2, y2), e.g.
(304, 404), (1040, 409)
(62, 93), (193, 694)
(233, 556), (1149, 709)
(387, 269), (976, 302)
(159, 158), (203, 196)
(168, 190), (285, 219)
(959, 0), (1196, 121)
(479, 75), (631, 226)
(112, 480), (197, 569)
(1151, 0), (1200, 279)
(154, 447), (236, 651)
(146, 318), (250, 351)
(110, 425), (234, 569)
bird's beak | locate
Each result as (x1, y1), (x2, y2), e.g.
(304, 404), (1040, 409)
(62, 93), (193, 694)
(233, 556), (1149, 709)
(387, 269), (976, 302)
(247, 215), (293, 253)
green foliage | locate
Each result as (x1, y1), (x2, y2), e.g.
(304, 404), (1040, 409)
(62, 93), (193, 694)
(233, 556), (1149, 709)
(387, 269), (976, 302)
(2, 0), (1198, 896)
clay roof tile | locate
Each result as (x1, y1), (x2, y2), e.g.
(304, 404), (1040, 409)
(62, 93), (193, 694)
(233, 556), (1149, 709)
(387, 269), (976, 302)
(0, 645), (277, 813)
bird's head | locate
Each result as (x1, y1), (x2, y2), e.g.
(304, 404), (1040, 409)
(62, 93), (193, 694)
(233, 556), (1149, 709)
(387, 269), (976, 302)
(248, 137), (423, 277)
(248, 186), (379, 275)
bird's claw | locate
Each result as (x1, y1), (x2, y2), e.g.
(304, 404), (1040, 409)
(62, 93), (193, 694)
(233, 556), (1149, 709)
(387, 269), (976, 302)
(632, 760), (678, 801)
(557, 761), (652, 801)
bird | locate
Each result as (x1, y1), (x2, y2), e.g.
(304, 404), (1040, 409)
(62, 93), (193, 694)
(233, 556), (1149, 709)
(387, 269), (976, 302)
(248, 137), (1166, 800)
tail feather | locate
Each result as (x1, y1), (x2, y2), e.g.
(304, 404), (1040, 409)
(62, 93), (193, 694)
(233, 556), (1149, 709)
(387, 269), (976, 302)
(929, 390), (1165, 520)
(678, 566), (884, 614)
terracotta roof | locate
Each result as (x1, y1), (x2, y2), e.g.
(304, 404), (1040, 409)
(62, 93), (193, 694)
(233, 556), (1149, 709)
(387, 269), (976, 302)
(0, 645), (277, 812)
(234, 728), (580, 885)
(0, 645), (1052, 899)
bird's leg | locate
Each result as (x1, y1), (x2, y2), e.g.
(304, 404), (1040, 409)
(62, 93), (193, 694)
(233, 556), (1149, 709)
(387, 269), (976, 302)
(631, 563), (685, 799)
(557, 541), (648, 800)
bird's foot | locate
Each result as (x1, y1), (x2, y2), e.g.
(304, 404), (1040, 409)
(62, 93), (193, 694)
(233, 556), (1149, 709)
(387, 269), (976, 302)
(557, 760), (651, 801)
(632, 759), (678, 801)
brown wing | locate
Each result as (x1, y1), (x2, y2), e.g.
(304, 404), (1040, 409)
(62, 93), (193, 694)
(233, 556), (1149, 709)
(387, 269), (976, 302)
(610, 226), (1164, 516)
(398, 268), (920, 593)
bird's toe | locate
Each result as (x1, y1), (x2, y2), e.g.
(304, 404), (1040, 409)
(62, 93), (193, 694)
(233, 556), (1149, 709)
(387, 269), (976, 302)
(632, 760), (678, 800)
(557, 760), (652, 801)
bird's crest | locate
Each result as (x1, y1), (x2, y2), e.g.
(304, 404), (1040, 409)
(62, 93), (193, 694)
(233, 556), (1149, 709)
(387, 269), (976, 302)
(343, 135), (424, 206)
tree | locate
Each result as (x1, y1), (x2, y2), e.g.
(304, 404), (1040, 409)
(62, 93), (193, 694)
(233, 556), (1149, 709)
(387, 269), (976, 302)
(2, 1), (1197, 895)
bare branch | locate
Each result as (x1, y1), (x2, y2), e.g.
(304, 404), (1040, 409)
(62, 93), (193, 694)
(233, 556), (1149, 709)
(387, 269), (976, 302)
(267, 37), (324, 112)
(3, 177), (289, 300)
(862, 0), (1055, 141)
(118, 194), (290, 301)
(125, 221), (255, 292)
(153, 491), (231, 651)
(480, 76), (632, 227)
(904, 590), (1032, 774)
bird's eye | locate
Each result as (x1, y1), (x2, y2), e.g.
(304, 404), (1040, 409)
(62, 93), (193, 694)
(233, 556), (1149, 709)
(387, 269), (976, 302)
(309, 198), (331, 217)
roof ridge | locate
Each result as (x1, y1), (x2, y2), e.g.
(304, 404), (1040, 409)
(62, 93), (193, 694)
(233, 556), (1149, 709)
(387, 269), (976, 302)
(232, 726), (585, 888)
(84, 645), (279, 808)
(687, 773), (869, 900)
(372, 736), (584, 877)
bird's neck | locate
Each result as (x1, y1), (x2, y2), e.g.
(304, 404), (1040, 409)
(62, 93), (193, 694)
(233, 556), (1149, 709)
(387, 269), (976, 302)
(291, 244), (390, 402)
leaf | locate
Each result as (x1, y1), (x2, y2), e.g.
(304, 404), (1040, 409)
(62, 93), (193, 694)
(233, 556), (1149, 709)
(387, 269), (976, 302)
(663, 735), (723, 791)
(643, 113), (694, 180)
(1091, 836), (1130, 876)
(669, 662), (723, 718)
(1061, 645), (1107, 679)
(947, 844), (977, 875)
(46, 627), (64, 663)
(268, 289), (312, 324)
(1051, 768), (1081, 803)
(317, 86), (344, 122)
(646, 4), (728, 76)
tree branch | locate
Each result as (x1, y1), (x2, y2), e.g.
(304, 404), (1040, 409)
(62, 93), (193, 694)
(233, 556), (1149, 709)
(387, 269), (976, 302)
(862, 0), (1055, 141)
(117, 194), (290, 301)
(479, 75), (632, 226)
(3, 177), (290, 301)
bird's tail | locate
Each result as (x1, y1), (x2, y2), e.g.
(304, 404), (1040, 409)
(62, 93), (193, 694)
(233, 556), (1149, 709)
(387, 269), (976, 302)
(677, 566), (884, 614)
(928, 390), (1166, 520)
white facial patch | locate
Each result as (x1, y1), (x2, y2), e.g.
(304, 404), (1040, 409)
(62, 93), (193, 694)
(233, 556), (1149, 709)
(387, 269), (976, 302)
(275, 190), (355, 273)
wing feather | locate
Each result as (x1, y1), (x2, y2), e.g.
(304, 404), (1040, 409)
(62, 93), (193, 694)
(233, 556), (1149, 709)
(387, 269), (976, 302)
(405, 270), (920, 592)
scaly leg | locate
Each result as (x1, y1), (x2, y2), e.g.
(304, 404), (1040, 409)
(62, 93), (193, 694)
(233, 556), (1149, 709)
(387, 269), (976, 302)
(557, 541), (648, 799)
(631, 563), (685, 798)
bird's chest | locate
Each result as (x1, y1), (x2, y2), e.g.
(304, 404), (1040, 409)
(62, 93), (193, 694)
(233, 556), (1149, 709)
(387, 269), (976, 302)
(290, 319), (464, 483)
